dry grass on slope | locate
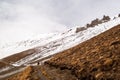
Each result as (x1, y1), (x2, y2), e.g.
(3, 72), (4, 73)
(45, 25), (120, 80)
(6, 66), (44, 80)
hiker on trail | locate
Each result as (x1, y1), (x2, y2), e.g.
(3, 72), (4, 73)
(37, 62), (40, 65)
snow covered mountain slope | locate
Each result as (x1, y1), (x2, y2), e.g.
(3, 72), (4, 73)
(0, 28), (76, 59)
(15, 17), (120, 65)
(0, 16), (120, 79)
(0, 17), (120, 60)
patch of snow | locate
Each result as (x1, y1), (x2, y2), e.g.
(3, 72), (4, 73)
(12, 17), (120, 66)
(0, 17), (120, 66)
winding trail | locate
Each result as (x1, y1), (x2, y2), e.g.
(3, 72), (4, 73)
(0, 67), (25, 79)
(35, 66), (48, 80)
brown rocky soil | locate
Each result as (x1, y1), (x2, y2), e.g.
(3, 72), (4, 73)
(45, 25), (120, 80)
(0, 61), (10, 69)
(5, 25), (120, 80)
(5, 66), (32, 80)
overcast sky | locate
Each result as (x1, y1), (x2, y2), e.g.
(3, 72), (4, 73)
(0, 0), (120, 43)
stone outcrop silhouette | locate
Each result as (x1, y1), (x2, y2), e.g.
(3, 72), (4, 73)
(76, 15), (111, 33)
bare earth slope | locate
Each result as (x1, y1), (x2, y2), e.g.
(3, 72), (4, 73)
(44, 24), (120, 80)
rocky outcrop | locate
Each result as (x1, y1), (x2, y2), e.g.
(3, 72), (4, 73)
(76, 15), (111, 33)
(118, 14), (120, 17)
(75, 27), (86, 33)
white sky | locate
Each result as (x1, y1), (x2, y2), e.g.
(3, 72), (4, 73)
(0, 0), (120, 43)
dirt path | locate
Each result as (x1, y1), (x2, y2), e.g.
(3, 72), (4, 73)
(35, 66), (48, 80)
(0, 67), (25, 80)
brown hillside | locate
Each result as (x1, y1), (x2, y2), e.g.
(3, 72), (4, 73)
(45, 24), (120, 80)
(6, 66), (41, 80)
(0, 61), (10, 69)
(6, 25), (120, 80)
(1, 49), (36, 63)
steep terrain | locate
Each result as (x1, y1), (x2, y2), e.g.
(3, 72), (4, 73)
(44, 24), (120, 80)
(0, 15), (120, 80)
(5, 23), (120, 80)
(0, 15), (120, 60)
